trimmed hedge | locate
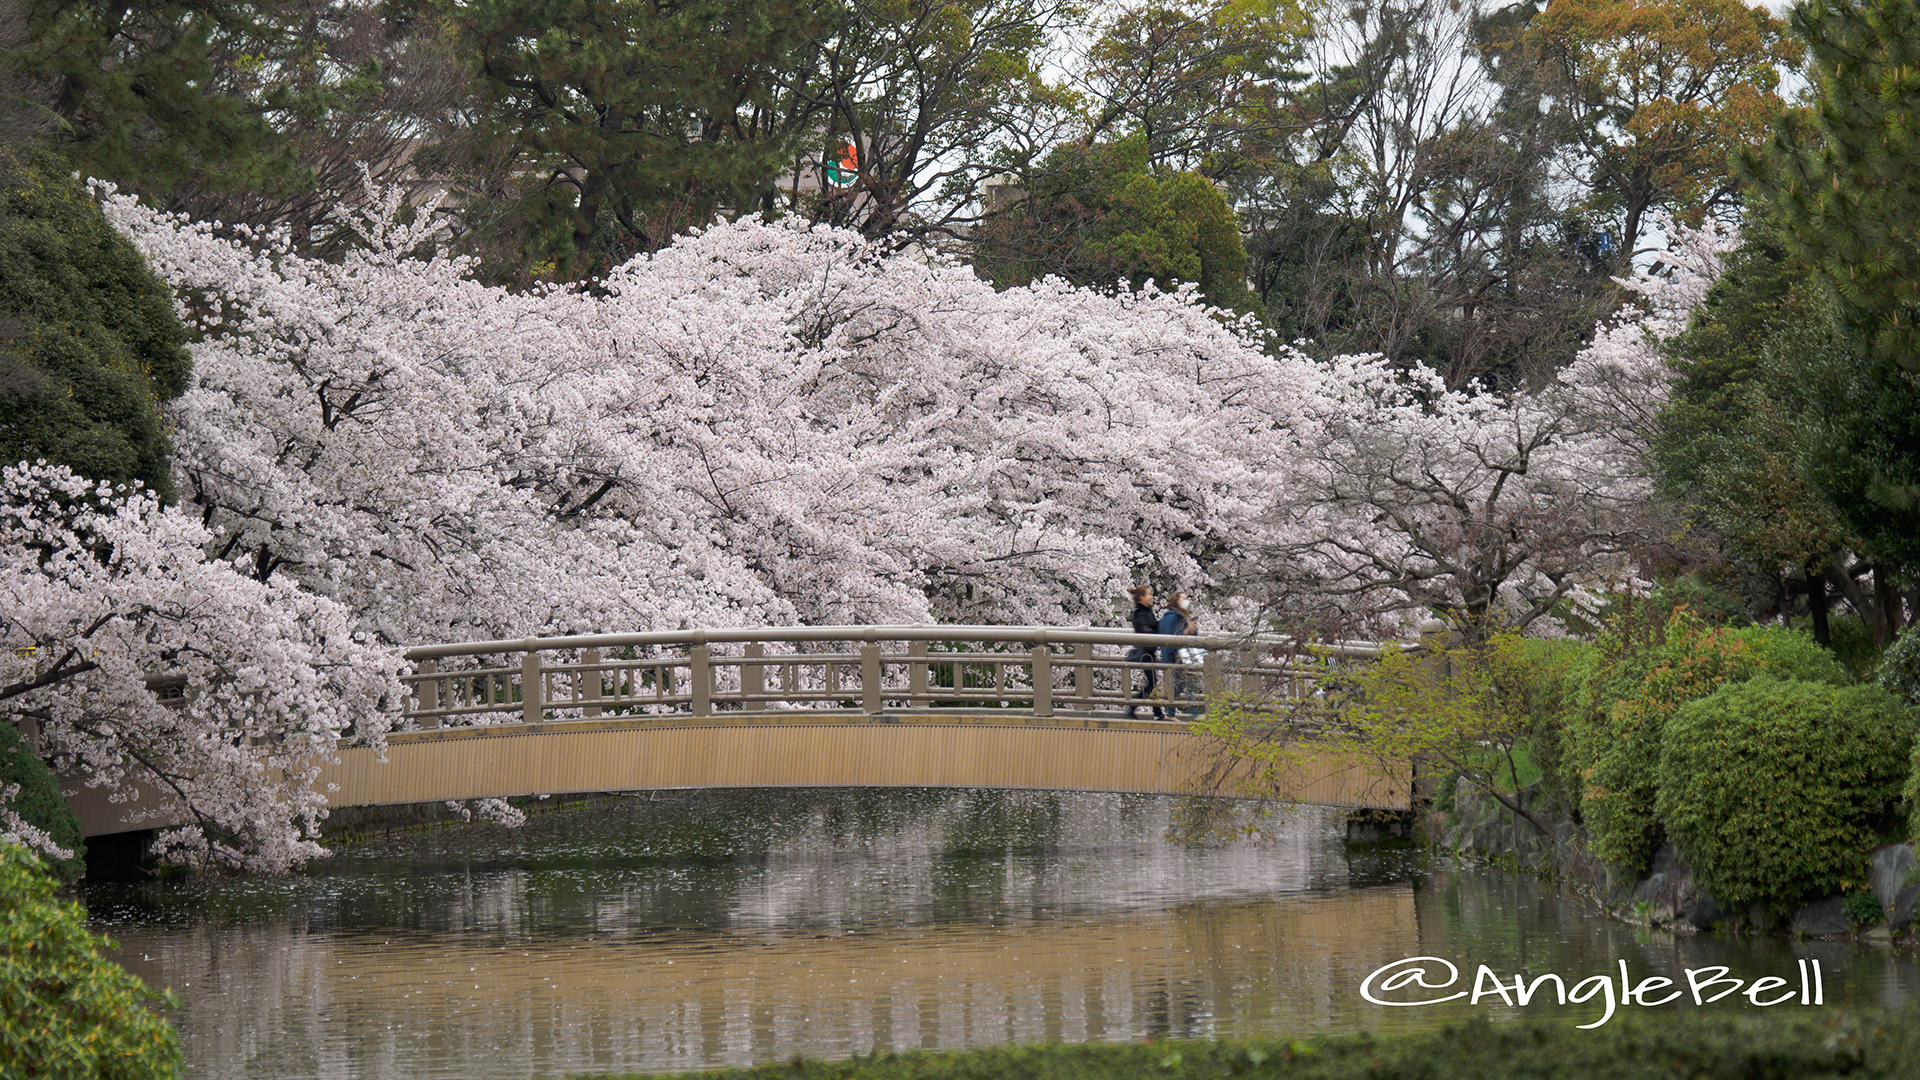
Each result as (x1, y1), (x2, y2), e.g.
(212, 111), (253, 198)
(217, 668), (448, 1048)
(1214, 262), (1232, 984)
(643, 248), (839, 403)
(594, 1006), (1920, 1080)
(1569, 611), (1853, 875)
(0, 153), (192, 501)
(1655, 677), (1915, 915)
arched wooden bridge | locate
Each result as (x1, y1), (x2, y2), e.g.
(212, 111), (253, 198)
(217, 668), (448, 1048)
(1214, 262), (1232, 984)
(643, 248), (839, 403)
(66, 626), (1413, 838)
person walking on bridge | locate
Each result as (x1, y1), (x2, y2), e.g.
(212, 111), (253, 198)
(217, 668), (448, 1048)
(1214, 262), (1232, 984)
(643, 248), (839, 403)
(1158, 591), (1197, 714)
(1126, 585), (1165, 720)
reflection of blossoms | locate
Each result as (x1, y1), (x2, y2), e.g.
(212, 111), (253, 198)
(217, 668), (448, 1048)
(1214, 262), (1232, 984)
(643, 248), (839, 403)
(445, 798), (527, 827)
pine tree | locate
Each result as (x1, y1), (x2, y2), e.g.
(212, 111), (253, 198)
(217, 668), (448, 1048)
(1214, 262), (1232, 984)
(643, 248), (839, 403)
(1752, 0), (1920, 576)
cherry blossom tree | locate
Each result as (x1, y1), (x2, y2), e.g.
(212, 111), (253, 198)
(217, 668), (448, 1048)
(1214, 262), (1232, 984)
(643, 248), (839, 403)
(103, 184), (1310, 640)
(1241, 219), (1738, 640)
(21, 181), (1736, 872)
(102, 180), (1736, 647)
(0, 464), (404, 872)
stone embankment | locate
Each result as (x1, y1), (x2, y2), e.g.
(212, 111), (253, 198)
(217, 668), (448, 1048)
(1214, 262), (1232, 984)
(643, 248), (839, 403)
(1441, 782), (1917, 943)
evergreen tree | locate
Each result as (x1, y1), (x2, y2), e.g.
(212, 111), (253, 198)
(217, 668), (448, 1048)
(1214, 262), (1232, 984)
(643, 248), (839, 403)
(0, 153), (191, 500)
(0, 723), (84, 883)
(440, 0), (831, 281)
(7, 0), (308, 207)
(971, 136), (1255, 312)
(1752, 0), (1920, 577)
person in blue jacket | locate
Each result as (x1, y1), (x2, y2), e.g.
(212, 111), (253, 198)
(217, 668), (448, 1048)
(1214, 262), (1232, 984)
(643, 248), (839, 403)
(1158, 591), (1196, 713)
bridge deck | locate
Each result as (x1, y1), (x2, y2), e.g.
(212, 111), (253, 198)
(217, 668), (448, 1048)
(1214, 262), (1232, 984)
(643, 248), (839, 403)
(64, 626), (1417, 838)
(66, 713), (1411, 837)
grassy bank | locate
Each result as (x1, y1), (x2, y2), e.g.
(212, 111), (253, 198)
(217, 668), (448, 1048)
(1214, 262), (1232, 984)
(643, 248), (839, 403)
(587, 1007), (1920, 1080)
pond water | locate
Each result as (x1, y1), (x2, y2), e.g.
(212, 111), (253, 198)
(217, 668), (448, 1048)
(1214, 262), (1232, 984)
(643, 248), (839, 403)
(79, 789), (1920, 1080)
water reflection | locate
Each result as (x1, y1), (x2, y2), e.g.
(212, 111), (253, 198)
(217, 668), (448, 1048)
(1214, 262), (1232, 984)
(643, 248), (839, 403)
(80, 790), (1919, 1080)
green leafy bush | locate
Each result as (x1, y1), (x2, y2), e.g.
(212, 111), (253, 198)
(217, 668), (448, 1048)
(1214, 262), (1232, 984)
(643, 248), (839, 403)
(0, 722), (85, 882)
(1827, 617), (1880, 681)
(1845, 886), (1886, 928)
(0, 844), (181, 1078)
(1877, 624), (1920, 706)
(1569, 609), (1852, 874)
(1655, 677), (1914, 915)
(1882, 628), (1920, 842)
(1496, 637), (1596, 808)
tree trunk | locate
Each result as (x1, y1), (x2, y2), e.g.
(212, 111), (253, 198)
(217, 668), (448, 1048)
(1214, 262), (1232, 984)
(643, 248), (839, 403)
(1807, 568), (1831, 648)
(1874, 564), (1903, 647)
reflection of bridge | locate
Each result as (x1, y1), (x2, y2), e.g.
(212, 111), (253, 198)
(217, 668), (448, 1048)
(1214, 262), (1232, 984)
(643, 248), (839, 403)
(68, 627), (1412, 837)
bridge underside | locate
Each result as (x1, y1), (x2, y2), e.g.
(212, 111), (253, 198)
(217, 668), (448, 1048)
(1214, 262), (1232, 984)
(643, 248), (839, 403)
(67, 714), (1411, 837)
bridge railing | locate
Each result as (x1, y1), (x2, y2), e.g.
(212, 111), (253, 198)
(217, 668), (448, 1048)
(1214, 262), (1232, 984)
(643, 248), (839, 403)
(400, 626), (1384, 730)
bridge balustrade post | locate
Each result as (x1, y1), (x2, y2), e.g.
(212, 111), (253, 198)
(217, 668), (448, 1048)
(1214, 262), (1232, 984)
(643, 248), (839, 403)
(1237, 649), (1260, 699)
(860, 641), (881, 714)
(742, 642), (765, 711)
(1201, 650), (1223, 710)
(1073, 642), (1091, 707)
(689, 644), (710, 717)
(521, 650), (542, 724)
(1031, 638), (1052, 717)
(581, 648), (602, 718)
(908, 640), (927, 706)
(416, 659), (441, 729)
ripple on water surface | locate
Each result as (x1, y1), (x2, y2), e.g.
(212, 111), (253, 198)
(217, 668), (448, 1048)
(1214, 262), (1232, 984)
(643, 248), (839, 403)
(80, 789), (1920, 1080)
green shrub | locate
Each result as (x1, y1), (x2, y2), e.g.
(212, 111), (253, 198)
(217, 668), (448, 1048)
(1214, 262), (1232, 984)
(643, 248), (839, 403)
(1878, 624), (1920, 706)
(1883, 628), (1920, 842)
(1498, 637), (1596, 808)
(1570, 609), (1853, 875)
(1655, 677), (1914, 916)
(0, 844), (181, 1079)
(1845, 886), (1885, 928)
(1827, 617), (1880, 681)
(0, 722), (85, 882)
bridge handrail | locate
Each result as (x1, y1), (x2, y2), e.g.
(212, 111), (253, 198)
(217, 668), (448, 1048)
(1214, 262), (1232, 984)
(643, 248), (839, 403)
(395, 625), (1392, 731)
(401, 625), (1386, 662)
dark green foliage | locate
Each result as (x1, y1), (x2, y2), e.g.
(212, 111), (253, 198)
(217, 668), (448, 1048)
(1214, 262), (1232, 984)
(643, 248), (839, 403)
(1893, 629), (1920, 840)
(442, 0), (829, 281)
(1566, 609), (1852, 875)
(599, 1005), (1920, 1080)
(972, 136), (1255, 313)
(1843, 886), (1884, 928)
(0, 845), (182, 1079)
(1749, 0), (1920, 573)
(1878, 626), (1920, 706)
(1655, 677), (1914, 914)
(1655, 227), (1855, 618)
(0, 154), (191, 499)
(0, 723), (83, 882)
(7, 0), (305, 204)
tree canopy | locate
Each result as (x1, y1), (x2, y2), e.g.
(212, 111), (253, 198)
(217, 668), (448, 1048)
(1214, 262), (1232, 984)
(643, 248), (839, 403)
(971, 136), (1255, 312)
(1753, 0), (1920, 575)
